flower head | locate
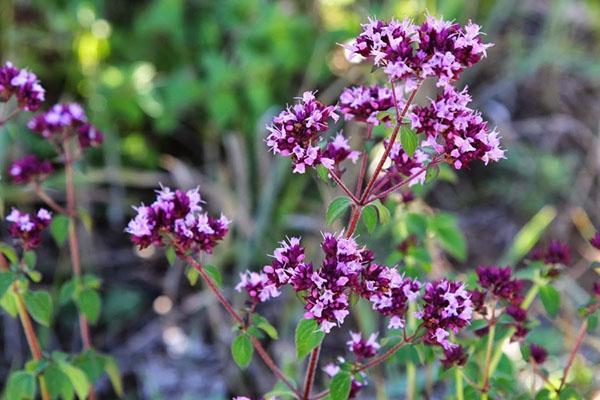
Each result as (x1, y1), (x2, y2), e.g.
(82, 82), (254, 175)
(126, 185), (229, 255)
(476, 266), (524, 305)
(338, 85), (397, 125)
(529, 344), (547, 364)
(77, 123), (104, 148)
(266, 91), (339, 173)
(410, 86), (504, 169)
(440, 344), (468, 367)
(0, 62), (45, 111)
(544, 240), (571, 265)
(418, 280), (472, 349)
(6, 208), (52, 250)
(28, 103), (86, 139)
(8, 155), (53, 184)
(347, 331), (380, 360)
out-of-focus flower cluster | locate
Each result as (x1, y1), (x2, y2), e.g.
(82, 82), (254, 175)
(6, 208), (52, 250)
(126, 186), (230, 255)
(409, 86), (504, 169)
(237, 234), (473, 363)
(0, 62), (45, 112)
(471, 266), (529, 340)
(346, 16), (491, 88)
(28, 103), (104, 149)
(8, 155), (53, 185)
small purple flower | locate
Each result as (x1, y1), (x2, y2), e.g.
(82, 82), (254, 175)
(410, 86), (504, 169)
(77, 123), (104, 148)
(506, 305), (527, 323)
(126, 185), (229, 255)
(593, 281), (600, 297)
(440, 344), (467, 367)
(476, 266), (524, 305)
(338, 85), (397, 125)
(6, 208), (52, 250)
(266, 91), (339, 174)
(382, 141), (430, 187)
(591, 232), (600, 250)
(28, 103), (86, 139)
(418, 280), (473, 349)
(529, 343), (547, 364)
(321, 132), (361, 174)
(8, 155), (53, 184)
(544, 240), (571, 265)
(0, 61), (45, 111)
(345, 17), (492, 87)
(347, 331), (380, 360)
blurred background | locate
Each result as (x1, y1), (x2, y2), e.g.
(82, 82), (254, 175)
(1, 0), (599, 398)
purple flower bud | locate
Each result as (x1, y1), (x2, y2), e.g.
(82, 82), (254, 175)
(591, 232), (600, 250)
(593, 281), (600, 298)
(506, 305), (527, 322)
(476, 266), (524, 305)
(440, 344), (468, 367)
(544, 240), (570, 265)
(529, 343), (547, 364)
(77, 123), (104, 148)
(347, 331), (380, 360)
(0, 61), (45, 111)
(8, 155), (53, 184)
(6, 208), (52, 250)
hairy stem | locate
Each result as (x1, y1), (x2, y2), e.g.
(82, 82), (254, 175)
(558, 319), (588, 393)
(302, 346), (321, 400)
(328, 172), (360, 204)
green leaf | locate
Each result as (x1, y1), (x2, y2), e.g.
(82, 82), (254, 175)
(429, 214), (467, 261)
(539, 285), (560, 318)
(82, 274), (101, 289)
(23, 251), (36, 270)
(103, 355), (123, 397)
(79, 209), (93, 234)
(203, 264), (222, 287)
(73, 349), (105, 383)
(0, 242), (18, 265)
(45, 364), (75, 400)
(59, 279), (77, 305)
(27, 270), (42, 283)
(372, 200), (390, 225)
(316, 165), (330, 182)
(0, 271), (16, 298)
(361, 205), (378, 233)
(501, 206), (556, 264)
(1, 287), (18, 317)
(58, 362), (89, 400)
(231, 333), (253, 369)
(75, 288), (102, 324)
(253, 313), (279, 340)
(166, 247), (176, 265)
(295, 318), (325, 359)
(406, 213), (428, 240)
(400, 126), (419, 158)
(326, 197), (352, 225)
(24, 290), (53, 327)
(50, 215), (70, 246)
(6, 370), (36, 400)
(330, 371), (352, 400)
(185, 265), (200, 286)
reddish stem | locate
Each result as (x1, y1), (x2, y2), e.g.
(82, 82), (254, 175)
(558, 319), (588, 393)
(356, 339), (406, 372)
(182, 253), (301, 397)
(302, 346), (321, 400)
(34, 183), (70, 216)
(354, 124), (373, 197)
(359, 83), (421, 204)
(328, 172), (360, 204)
(0, 107), (21, 126)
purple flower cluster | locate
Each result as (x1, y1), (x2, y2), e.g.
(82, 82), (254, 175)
(417, 280), (473, 350)
(126, 186), (230, 255)
(27, 103), (104, 148)
(6, 208), (52, 250)
(409, 86), (504, 169)
(266, 92), (356, 174)
(347, 331), (380, 360)
(8, 155), (54, 184)
(472, 266), (529, 339)
(529, 343), (548, 364)
(440, 344), (467, 368)
(530, 240), (571, 266)
(346, 16), (491, 88)
(359, 262), (421, 329)
(0, 62), (45, 112)
(591, 232), (600, 250)
(321, 133), (361, 176)
(383, 141), (430, 187)
(338, 85), (397, 125)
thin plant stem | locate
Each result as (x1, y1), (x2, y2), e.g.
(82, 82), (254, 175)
(356, 339), (406, 372)
(0, 256), (51, 400)
(354, 124), (373, 197)
(181, 252), (301, 397)
(455, 367), (464, 400)
(34, 183), (70, 216)
(328, 172), (360, 204)
(0, 107), (20, 127)
(359, 83), (421, 204)
(557, 319), (588, 393)
(63, 138), (96, 400)
(302, 346), (321, 400)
